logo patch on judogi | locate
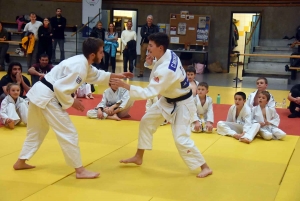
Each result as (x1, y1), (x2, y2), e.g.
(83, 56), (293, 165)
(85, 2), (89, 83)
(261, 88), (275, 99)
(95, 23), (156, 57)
(187, 150), (191, 153)
(154, 77), (159, 83)
(76, 76), (82, 84)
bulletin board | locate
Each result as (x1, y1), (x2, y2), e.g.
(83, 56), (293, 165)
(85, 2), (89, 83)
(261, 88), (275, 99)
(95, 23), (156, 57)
(169, 13), (211, 46)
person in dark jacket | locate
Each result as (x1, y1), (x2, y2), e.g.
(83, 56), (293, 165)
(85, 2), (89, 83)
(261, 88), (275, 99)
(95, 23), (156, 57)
(90, 21), (106, 70)
(50, 8), (66, 63)
(138, 15), (159, 77)
(37, 18), (53, 63)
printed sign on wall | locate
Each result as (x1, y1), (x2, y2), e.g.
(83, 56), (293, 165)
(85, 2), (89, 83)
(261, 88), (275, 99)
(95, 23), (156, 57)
(82, 0), (102, 24)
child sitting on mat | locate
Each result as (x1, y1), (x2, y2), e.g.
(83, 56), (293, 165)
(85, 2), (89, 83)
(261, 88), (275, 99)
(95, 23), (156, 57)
(217, 91), (260, 144)
(191, 82), (214, 133)
(252, 91), (286, 140)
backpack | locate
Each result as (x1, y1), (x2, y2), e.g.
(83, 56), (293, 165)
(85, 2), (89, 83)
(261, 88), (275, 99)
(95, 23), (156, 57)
(290, 52), (300, 67)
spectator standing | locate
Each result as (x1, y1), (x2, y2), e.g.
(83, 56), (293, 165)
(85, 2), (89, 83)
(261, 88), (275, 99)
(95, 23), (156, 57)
(138, 15), (159, 77)
(37, 17), (53, 63)
(121, 21), (136, 73)
(0, 22), (9, 71)
(24, 12), (43, 68)
(51, 8), (66, 63)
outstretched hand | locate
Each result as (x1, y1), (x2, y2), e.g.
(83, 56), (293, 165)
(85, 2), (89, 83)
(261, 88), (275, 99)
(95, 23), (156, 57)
(111, 72), (134, 79)
(110, 78), (130, 90)
(72, 99), (85, 112)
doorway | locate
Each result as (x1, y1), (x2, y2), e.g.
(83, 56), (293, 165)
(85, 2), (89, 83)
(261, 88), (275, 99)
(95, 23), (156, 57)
(112, 9), (138, 56)
(228, 12), (261, 77)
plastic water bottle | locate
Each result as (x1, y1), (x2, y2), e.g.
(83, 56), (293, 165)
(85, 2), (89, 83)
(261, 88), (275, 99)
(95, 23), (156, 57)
(282, 98), (286, 109)
(217, 94), (221, 104)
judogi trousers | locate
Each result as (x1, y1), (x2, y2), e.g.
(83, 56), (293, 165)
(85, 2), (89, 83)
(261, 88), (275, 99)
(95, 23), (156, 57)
(19, 99), (82, 168)
(87, 100), (134, 119)
(259, 126), (286, 140)
(3, 102), (28, 125)
(138, 102), (206, 170)
(217, 121), (260, 142)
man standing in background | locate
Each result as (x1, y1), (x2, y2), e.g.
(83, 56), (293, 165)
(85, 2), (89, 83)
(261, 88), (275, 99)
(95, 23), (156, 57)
(51, 8), (66, 64)
(24, 13), (43, 68)
(0, 22), (9, 71)
(121, 21), (136, 73)
(138, 15), (159, 77)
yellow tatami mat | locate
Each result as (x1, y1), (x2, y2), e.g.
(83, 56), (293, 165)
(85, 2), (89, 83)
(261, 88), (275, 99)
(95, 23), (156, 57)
(275, 147), (300, 201)
(1, 115), (298, 201)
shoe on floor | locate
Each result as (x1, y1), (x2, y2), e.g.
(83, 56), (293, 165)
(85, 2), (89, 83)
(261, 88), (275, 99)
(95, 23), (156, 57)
(288, 113), (298, 118)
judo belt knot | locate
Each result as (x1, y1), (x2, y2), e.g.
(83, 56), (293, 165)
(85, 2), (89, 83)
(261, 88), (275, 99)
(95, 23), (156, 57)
(165, 90), (192, 114)
(41, 77), (62, 107)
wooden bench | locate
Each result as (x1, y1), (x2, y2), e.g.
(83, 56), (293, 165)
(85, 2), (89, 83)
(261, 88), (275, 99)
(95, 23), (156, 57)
(0, 41), (21, 45)
(289, 67), (300, 70)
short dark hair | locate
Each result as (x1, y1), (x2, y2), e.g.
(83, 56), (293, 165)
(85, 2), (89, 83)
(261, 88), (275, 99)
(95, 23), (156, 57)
(234, 91), (246, 100)
(148, 32), (169, 52)
(30, 12), (36, 16)
(257, 77), (268, 84)
(198, 82), (209, 90)
(7, 62), (22, 75)
(186, 65), (196, 74)
(39, 53), (49, 59)
(82, 37), (104, 58)
(260, 91), (270, 101)
(56, 8), (62, 11)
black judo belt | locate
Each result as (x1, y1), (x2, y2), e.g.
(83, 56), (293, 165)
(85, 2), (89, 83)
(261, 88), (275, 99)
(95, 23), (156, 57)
(40, 77), (62, 107)
(165, 90), (192, 114)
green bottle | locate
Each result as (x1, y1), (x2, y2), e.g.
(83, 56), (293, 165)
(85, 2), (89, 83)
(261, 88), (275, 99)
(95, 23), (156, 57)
(217, 94), (221, 104)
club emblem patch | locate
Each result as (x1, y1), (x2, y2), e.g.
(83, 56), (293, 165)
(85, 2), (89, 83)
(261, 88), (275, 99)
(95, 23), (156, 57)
(154, 77), (159, 83)
(76, 76), (82, 84)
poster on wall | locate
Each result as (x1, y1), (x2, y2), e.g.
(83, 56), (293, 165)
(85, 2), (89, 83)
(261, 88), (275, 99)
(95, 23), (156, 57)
(196, 17), (210, 42)
(178, 22), (186, 35)
(82, 0), (102, 23)
(157, 23), (166, 33)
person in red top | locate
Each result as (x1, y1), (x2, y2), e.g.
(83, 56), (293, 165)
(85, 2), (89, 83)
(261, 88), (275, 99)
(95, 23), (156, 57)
(28, 53), (53, 85)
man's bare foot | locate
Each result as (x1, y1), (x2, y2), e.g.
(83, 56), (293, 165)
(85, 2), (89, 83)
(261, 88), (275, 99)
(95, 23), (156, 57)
(122, 114), (131, 118)
(233, 134), (243, 140)
(120, 156), (143, 165)
(107, 114), (121, 121)
(13, 159), (36, 170)
(85, 95), (90, 99)
(89, 95), (94, 99)
(75, 167), (100, 179)
(240, 138), (251, 144)
(197, 167), (213, 178)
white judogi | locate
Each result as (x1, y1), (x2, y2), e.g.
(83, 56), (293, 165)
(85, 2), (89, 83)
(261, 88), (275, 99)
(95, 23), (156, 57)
(18, 54), (111, 168)
(0, 95), (28, 125)
(247, 90), (275, 110)
(217, 104), (260, 142)
(130, 49), (206, 170)
(252, 105), (286, 140)
(191, 95), (214, 132)
(144, 59), (160, 112)
(76, 83), (92, 98)
(87, 87), (134, 119)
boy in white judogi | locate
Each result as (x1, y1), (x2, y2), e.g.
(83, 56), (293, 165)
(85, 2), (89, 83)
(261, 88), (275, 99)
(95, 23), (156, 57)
(252, 91), (286, 140)
(13, 38), (132, 179)
(191, 82), (214, 133)
(246, 77), (275, 110)
(217, 91), (260, 144)
(0, 83), (28, 129)
(74, 82), (94, 99)
(110, 33), (212, 178)
(87, 84), (133, 120)
(186, 65), (199, 97)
